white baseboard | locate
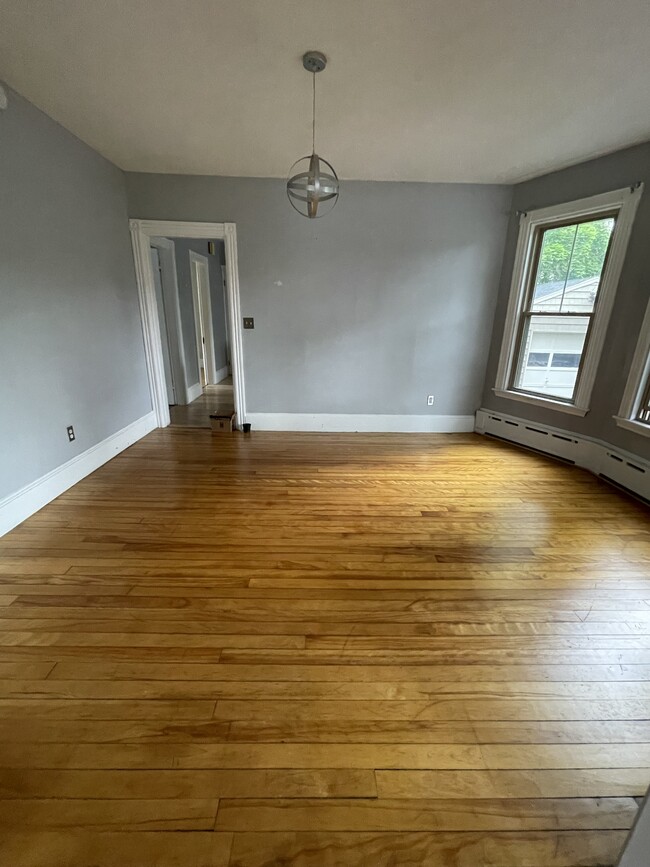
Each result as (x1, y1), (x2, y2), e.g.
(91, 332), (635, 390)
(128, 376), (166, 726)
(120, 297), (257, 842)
(476, 408), (650, 502)
(213, 365), (229, 384)
(186, 382), (203, 403)
(246, 413), (475, 433)
(0, 411), (157, 537)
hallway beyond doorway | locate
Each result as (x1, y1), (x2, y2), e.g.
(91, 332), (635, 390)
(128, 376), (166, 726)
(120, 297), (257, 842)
(169, 377), (234, 428)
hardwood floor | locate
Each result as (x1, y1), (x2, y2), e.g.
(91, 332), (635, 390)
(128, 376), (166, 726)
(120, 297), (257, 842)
(0, 429), (648, 866)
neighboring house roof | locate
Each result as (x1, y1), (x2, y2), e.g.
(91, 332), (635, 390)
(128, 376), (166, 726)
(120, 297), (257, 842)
(534, 276), (599, 311)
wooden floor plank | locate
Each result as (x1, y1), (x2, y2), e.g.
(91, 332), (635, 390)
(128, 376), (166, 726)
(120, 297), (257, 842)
(0, 831), (233, 867)
(0, 768), (378, 799)
(0, 742), (483, 769)
(214, 797), (638, 831)
(375, 768), (650, 799)
(0, 797), (219, 830)
(47, 660), (650, 681)
(212, 697), (650, 721)
(0, 699), (216, 720)
(226, 829), (627, 867)
(4, 677), (650, 701)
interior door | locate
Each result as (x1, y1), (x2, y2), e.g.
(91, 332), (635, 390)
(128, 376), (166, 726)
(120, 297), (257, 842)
(150, 247), (176, 405)
(191, 254), (217, 385)
(221, 264), (232, 370)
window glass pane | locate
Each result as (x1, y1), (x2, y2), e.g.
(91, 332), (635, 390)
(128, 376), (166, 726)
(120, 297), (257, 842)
(514, 315), (589, 400)
(530, 217), (615, 314)
(527, 352), (550, 367)
(551, 352), (582, 368)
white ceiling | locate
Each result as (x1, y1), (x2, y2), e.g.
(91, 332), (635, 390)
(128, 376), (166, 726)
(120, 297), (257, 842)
(1, 0), (649, 184)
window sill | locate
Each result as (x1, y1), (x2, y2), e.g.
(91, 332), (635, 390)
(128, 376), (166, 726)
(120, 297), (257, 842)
(493, 388), (589, 417)
(614, 416), (650, 439)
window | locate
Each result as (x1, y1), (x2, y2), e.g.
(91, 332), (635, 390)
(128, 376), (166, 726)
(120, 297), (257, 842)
(616, 295), (650, 438)
(495, 186), (643, 416)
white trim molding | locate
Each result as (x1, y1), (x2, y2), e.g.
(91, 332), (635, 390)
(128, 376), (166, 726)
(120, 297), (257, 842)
(476, 408), (650, 503)
(494, 184), (643, 416)
(186, 382), (203, 403)
(129, 220), (246, 428)
(246, 413), (475, 433)
(616, 293), (650, 439)
(615, 417), (650, 439)
(493, 388), (588, 416)
(0, 412), (156, 537)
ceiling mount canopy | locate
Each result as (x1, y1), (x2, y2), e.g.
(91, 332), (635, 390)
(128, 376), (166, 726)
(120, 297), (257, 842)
(286, 50), (339, 219)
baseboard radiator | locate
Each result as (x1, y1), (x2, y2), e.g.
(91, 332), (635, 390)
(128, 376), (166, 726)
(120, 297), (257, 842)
(475, 409), (650, 505)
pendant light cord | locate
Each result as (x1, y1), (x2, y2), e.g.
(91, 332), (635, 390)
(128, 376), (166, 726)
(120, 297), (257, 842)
(312, 72), (316, 154)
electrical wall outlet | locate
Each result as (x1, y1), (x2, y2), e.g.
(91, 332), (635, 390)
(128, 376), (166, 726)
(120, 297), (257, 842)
(67, 425), (75, 442)
(427, 395), (435, 406)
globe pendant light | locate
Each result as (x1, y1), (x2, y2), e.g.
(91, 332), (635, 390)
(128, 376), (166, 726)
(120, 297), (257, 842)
(286, 51), (339, 218)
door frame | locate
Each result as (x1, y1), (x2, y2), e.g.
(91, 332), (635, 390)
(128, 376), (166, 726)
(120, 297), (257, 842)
(129, 220), (246, 428)
(149, 244), (177, 404)
(189, 250), (218, 386)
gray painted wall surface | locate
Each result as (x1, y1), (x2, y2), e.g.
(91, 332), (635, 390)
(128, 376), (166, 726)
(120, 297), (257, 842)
(126, 175), (512, 415)
(169, 238), (227, 387)
(481, 141), (650, 457)
(0, 86), (151, 500)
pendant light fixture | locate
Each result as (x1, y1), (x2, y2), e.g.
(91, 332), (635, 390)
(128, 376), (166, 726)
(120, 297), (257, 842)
(286, 51), (339, 218)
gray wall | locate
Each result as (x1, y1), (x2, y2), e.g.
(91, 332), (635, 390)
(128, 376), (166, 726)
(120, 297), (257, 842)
(126, 175), (512, 416)
(169, 238), (228, 388)
(0, 86), (151, 500)
(481, 141), (650, 457)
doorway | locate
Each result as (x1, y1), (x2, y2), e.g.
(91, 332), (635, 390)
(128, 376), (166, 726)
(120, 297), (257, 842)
(129, 220), (246, 429)
(170, 240), (234, 427)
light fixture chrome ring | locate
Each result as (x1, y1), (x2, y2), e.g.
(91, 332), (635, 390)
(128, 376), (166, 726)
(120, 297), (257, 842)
(286, 154), (340, 218)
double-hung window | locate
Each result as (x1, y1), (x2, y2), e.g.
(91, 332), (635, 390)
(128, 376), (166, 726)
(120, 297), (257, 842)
(616, 296), (650, 438)
(494, 186), (642, 416)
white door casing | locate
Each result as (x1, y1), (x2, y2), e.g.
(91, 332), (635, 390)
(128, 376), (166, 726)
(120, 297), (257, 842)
(129, 220), (246, 429)
(150, 247), (176, 405)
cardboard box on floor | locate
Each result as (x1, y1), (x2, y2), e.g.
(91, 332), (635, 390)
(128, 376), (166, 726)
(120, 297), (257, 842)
(209, 412), (236, 433)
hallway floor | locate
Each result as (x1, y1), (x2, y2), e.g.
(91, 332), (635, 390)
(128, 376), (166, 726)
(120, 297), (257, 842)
(0, 430), (648, 865)
(169, 378), (234, 428)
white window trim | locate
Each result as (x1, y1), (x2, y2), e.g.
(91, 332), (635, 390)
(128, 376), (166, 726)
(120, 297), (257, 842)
(494, 184), (643, 416)
(615, 293), (650, 439)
